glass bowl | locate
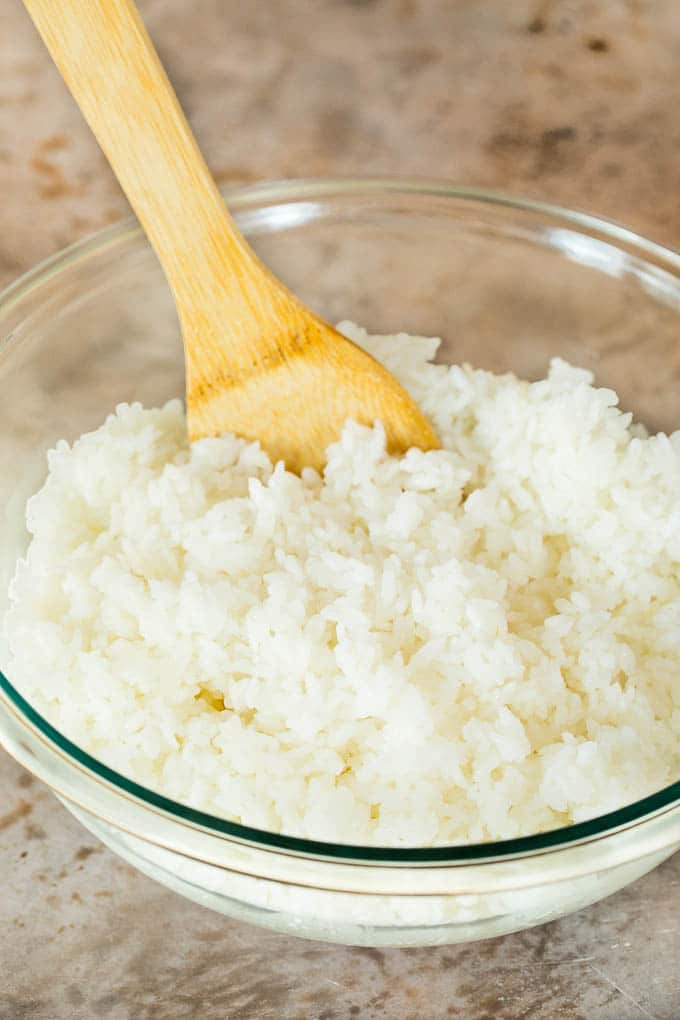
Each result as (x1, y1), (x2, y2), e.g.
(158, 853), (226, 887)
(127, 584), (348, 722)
(0, 179), (679, 948)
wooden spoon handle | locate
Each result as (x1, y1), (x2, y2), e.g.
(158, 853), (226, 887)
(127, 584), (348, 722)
(22, 0), (274, 342)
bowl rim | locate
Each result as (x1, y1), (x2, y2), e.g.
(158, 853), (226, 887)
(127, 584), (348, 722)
(1, 176), (679, 865)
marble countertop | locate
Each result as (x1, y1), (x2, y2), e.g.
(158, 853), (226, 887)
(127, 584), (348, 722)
(1, 1), (679, 1016)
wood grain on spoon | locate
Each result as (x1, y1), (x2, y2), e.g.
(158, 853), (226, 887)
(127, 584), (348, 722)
(22, 0), (439, 472)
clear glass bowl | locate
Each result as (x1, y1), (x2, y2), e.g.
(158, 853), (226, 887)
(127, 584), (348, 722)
(0, 180), (678, 947)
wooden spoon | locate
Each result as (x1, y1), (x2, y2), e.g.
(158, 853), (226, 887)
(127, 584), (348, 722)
(23, 0), (439, 472)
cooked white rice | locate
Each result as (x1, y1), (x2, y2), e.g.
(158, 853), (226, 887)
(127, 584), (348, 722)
(5, 322), (680, 845)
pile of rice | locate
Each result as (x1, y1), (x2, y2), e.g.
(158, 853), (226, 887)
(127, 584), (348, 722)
(5, 322), (680, 845)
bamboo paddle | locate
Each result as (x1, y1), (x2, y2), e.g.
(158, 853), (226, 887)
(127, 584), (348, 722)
(23, 0), (439, 471)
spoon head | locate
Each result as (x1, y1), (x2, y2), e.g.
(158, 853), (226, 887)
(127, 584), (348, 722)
(186, 313), (439, 473)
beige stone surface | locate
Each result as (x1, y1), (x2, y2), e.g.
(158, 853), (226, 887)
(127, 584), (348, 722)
(1, 0), (680, 1016)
